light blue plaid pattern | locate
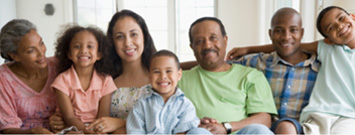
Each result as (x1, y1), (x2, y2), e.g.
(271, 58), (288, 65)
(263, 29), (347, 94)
(230, 51), (319, 120)
(126, 88), (200, 134)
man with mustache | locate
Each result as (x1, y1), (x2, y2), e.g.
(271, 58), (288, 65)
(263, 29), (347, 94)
(178, 17), (277, 134)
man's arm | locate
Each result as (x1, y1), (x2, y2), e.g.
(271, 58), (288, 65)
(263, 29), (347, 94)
(198, 113), (271, 134)
(180, 61), (198, 70)
(227, 41), (319, 61)
(227, 44), (273, 60)
(231, 112), (272, 130)
(300, 41), (318, 53)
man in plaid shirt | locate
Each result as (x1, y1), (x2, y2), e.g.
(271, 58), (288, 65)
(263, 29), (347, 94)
(229, 8), (320, 134)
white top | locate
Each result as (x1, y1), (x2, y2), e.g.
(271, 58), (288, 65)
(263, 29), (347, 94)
(300, 40), (355, 122)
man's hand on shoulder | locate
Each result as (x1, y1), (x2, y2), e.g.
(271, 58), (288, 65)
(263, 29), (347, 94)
(227, 47), (249, 61)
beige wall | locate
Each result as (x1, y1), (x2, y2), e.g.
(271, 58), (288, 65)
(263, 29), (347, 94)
(2, 0), (355, 64)
(16, 0), (73, 57)
(219, 0), (320, 52)
(0, 0), (17, 64)
(217, 0), (274, 52)
(323, 0), (355, 13)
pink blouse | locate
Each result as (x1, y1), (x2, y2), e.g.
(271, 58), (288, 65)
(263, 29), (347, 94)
(0, 57), (58, 131)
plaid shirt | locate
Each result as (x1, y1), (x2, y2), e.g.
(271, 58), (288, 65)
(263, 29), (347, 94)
(231, 51), (319, 120)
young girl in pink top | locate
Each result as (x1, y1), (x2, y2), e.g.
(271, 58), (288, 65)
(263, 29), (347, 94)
(51, 25), (117, 134)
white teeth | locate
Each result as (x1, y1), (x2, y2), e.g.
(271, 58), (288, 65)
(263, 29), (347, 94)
(79, 56), (90, 60)
(340, 25), (349, 36)
(126, 49), (135, 53)
(281, 44), (291, 47)
(159, 83), (169, 86)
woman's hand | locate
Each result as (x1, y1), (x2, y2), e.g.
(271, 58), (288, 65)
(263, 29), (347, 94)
(49, 113), (66, 133)
(86, 117), (125, 133)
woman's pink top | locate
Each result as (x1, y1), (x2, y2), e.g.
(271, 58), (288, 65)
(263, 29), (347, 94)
(0, 57), (58, 130)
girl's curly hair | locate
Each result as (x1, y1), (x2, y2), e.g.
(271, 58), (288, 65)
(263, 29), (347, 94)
(55, 24), (114, 75)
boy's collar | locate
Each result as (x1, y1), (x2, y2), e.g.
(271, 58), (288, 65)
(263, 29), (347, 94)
(146, 87), (185, 99)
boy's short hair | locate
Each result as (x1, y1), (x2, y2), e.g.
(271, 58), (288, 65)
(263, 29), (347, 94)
(149, 50), (180, 70)
(316, 6), (350, 38)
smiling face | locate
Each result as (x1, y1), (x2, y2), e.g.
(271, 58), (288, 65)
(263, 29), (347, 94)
(190, 20), (227, 70)
(10, 29), (47, 70)
(269, 10), (304, 59)
(149, 56), (182, 101)
(112, 16), (144, 64)
(68, 30), (101, 69)
(320, 8), (355, 45)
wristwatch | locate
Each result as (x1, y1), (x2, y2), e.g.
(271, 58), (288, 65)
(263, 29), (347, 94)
(222, 122), (232, 134)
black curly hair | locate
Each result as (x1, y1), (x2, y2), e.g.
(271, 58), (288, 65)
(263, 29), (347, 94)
(55, 24), (114, 75)
(107, 10), (157, 78)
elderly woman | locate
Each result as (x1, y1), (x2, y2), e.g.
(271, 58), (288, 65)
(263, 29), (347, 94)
(0, 19), (57, 134)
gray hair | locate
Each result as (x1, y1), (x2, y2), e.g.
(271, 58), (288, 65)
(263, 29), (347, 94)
(0, 19), (37, 61)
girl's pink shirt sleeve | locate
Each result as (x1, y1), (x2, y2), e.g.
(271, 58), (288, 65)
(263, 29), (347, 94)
(51, 72), (70, 96)
(102, 75), (117, 96)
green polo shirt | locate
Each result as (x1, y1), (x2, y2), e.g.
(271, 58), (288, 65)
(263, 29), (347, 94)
(178, 64), (277, 122)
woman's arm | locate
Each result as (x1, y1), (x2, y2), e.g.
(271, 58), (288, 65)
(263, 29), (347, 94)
(87, 117), (126, 133)
(98, 94), (111, 118)
(87, 93), (126, 133)
(55, 89), (96, 134)
(88, 94), (114, 133)
(2, 127), (53, 134)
